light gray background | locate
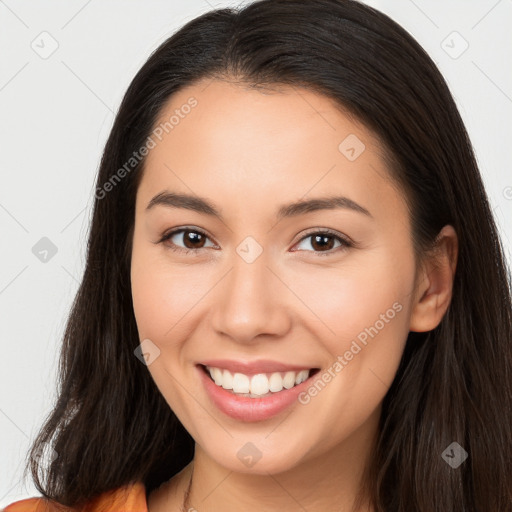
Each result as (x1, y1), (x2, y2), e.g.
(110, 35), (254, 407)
(1, 0), (511, 505)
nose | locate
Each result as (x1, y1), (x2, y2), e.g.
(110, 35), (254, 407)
(210, 247), (292, 344)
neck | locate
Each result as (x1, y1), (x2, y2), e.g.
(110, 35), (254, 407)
(182, 409), (379, 512)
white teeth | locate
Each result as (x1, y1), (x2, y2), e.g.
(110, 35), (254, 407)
(283, 371), (296, 389)
(232, 373), (250, 393)
(211, 367), (223, 386)
(250, 374), (269, 395)
(206, 366), (312, 397)
(268, 372), (283, 392)
(221, 369), (233, 390)
(295, 369), (309, 385)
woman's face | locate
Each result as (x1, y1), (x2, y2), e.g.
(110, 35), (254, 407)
(130, 79), (421, 475)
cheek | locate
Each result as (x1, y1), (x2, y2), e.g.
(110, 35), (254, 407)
(130, 245), (205, 412)
(288, 253), (413, 347)
(131, 252), (171, 340)
(291, 248), (414, 422)
(292, 260), (412, 446)
(130, 242), (214, 349)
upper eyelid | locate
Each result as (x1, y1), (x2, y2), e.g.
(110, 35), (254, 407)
(160, 226), (215, 244)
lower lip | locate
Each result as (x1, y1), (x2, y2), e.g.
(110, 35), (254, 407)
(197, 365), (317, 422)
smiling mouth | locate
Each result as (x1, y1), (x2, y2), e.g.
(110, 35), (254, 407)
(199, 364), (321, 398)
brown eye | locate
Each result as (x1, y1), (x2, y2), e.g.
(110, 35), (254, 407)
(181, 230), (207, 249)
(310, 234), (336, 251)
(159, 227), (216, 254)
(293, 230), (352, 256)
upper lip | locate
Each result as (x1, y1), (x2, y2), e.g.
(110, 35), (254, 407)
(198, 359), (318, 376)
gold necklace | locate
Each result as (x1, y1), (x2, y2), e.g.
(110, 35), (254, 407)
(180, 469), (193, 512)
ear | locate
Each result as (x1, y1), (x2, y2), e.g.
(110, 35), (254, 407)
(409, 225), (458, 333)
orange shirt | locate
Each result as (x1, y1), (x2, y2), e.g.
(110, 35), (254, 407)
(2, 481), (148, 512)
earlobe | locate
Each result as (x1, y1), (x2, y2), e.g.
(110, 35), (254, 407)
(409, 225), (458, 333)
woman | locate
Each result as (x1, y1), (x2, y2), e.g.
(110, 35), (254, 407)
(5, 0), (511, 511)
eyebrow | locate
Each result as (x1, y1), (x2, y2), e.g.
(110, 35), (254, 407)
(145, 191), (372, 221)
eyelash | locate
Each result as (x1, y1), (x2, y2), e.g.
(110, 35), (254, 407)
(157, 226), (353, 257)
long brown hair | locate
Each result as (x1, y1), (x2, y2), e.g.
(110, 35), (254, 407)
(25, 1), (512, 510)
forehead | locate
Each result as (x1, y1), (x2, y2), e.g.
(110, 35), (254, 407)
(137, 79), (408, 228)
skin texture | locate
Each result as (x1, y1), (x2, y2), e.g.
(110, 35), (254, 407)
(131, 79), (458, 511)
